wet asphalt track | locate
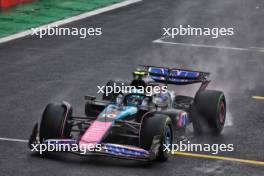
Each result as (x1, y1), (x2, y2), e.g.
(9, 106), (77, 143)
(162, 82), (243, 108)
(0, 0), (264, 175)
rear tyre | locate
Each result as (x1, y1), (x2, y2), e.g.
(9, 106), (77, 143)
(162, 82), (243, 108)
(140, 114), (173, 161)
(192, 90), (226, 135)
(39, 102), (72, 142)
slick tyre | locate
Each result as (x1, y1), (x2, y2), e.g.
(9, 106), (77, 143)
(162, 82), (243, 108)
(39, 102), (72, 141)
(192, 90), (226, 135)
(140, 114), (173, 161)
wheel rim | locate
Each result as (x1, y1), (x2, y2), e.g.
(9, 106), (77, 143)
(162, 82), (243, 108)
(219, 101), (226, 124)
(164, 126), (172, 145)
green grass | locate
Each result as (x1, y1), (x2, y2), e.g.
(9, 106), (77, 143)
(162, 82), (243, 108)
(0, 0), (124, 37)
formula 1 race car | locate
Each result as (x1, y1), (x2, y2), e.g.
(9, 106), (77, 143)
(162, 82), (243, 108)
(28, 65), (226, 162)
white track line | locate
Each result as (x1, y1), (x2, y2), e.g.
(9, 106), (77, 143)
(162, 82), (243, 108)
(0, 0), (142, 44)
(153, 37), (264, 53)
(0, 137), (28, 143)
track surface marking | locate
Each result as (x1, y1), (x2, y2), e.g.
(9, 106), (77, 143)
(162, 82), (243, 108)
(0, 0), (142, 44)
(173, 152), (264, 166)
(153, 37), (264, 53)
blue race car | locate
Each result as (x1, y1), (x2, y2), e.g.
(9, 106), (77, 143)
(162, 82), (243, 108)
(28, 65), (226, 162)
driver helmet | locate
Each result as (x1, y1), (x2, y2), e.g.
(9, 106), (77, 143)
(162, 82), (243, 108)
(126, 88), (143, 106)
(152, 92), (170, 108)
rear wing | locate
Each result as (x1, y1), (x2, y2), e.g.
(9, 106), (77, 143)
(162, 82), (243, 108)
(135, 65), (210, 85)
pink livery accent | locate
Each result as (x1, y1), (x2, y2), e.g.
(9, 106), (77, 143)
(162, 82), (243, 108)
(177, 112), (188, 127)
(79, 121), (112, 148)
(177, 112), (183, 127)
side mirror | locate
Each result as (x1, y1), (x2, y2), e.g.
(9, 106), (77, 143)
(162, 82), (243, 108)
(84, 95), (96, 101)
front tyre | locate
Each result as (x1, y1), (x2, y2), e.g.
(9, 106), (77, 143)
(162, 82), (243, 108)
(140, 114), (173, 161)
(39, 102), (73, 142)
